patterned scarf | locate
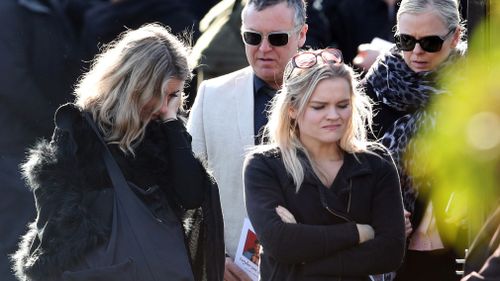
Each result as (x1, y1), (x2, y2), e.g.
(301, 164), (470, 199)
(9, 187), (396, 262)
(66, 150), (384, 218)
(366, 44), (466, 214)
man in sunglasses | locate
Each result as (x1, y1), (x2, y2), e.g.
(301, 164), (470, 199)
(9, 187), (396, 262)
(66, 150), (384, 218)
(188, 0), (308, 280)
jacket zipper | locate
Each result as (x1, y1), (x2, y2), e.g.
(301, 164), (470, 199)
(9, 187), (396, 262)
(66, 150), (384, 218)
(325, 205), (351, 222)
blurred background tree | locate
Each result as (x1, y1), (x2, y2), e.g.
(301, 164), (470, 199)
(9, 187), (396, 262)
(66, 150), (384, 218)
(408, 0), (499, 254)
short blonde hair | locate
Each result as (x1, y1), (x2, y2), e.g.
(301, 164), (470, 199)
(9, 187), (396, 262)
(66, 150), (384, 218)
(74, 23), (192, 155)
(262, 49), (377, 190)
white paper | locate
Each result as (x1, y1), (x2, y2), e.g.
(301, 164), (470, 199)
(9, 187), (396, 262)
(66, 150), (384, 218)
(234, 218), (260, 281)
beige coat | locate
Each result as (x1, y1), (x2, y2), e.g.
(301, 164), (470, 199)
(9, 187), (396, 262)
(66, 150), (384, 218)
(187, 67), (255, 256)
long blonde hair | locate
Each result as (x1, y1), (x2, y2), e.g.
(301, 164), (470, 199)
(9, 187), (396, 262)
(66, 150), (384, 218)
(74, 23), (192, 155)
(262, 50), (378, 191)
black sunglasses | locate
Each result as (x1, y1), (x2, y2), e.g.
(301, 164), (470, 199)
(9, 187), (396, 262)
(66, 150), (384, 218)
(394, 28), (456, 53)
(241, 27), (300, 47)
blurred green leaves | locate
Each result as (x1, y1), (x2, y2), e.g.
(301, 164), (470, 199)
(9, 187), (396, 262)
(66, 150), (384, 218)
(408, 4), (500, 249)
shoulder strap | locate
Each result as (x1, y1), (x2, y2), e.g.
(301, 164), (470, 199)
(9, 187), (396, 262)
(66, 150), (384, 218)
(83, 112), (130, 192)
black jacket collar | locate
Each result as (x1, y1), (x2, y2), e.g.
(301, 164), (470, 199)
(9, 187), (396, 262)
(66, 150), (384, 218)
(300, 150), (373, 187)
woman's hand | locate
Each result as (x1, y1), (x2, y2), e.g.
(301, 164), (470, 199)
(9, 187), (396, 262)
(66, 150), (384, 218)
(356, 224), (375, 243)
(276, 205), (297, 224)
(162, 93), (181, 121)
(404, 209), (413, 238)
(224, 257), (252, 281)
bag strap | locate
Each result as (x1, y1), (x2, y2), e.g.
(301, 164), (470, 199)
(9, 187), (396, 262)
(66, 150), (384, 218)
(83, 112), (130, 193)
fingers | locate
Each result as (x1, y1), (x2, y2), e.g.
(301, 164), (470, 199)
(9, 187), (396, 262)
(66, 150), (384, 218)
(224, 257), (252, 281)
(356, 224), (375, 243)
(224, 258), (239, 281)
(276, 205), (297, 224)
(404, 209), (411, 218)
(405, 221), (413, 238)
(164, 94), (181, 120)
(404, 210), (413, 238)
(353, 43), (381, 71)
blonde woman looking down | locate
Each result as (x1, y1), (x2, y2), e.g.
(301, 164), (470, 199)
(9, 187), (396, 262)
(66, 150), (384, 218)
(244, 48), (405, 281)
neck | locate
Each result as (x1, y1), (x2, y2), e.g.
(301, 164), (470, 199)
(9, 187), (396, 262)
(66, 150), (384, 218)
(261, 76), (282, 90)
(267, 81), (281, 90)
(302, 141), (343, 162)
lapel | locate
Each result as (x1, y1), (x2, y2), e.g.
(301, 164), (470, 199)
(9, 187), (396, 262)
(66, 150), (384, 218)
(235, 68), (255, 147)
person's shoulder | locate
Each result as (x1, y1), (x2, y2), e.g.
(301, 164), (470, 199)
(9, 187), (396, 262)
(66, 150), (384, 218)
(54, 103), (83, 130)
(248, 146), (281, 159)
(53, 103), (97, 152)
(355, 147), (396, 172)
(245, 146), (282, 166)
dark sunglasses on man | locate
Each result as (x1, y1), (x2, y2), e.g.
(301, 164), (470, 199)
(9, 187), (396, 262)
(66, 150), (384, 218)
(394, 28), (456, 53)
(241, 26), (301, 47)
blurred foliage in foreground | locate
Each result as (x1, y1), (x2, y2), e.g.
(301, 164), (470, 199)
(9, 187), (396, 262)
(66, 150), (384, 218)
(408, 3), (500, 250)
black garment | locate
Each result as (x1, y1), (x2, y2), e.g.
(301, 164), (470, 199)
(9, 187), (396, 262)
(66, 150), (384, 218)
(462, 205), (500, 281)
(0, 0), (81, 156)
(79, 0), (199, 62)
(12, 104), (224, 281)
(244, 148), (405, 281)
(0, 1), (82, 280)
(308, 0), (398, 64)
(394, 249), (460, 281)
(184, 0), (219, 24)
(253, 75), (276, 144)
(302, 0), (330, 49)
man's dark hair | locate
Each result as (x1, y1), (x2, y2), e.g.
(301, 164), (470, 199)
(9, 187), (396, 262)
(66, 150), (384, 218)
(246, 0), (307, 27)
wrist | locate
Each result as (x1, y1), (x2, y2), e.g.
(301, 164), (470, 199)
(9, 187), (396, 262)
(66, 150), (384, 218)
(162, 117), (177, 123)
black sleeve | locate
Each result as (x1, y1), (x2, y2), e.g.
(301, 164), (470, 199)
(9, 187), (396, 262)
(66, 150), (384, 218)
(301, 158), (406, 276)
(244, 153), (360, 264)
(163, 119), (205, 209)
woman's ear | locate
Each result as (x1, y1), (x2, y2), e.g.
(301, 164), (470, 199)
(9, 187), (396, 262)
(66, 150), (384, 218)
(297, 24), (308, 48)
(450, 27), (461, 48)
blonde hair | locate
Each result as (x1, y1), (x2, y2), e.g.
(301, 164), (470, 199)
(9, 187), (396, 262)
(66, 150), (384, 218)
(261, 50), (378, 191)
(74, 23), (192, 155)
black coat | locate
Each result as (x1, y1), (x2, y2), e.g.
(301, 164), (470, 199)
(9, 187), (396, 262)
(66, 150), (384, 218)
(0, 0), (81, 156)
(0, 1), (82, 280)
(12, 104), (224, 281)
(244, 148), (406, 281)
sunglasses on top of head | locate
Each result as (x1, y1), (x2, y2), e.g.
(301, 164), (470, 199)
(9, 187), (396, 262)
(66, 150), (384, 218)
(241, 27), (301, 47)
(284, 48), (343, 80)
(394, 28), (456, 53)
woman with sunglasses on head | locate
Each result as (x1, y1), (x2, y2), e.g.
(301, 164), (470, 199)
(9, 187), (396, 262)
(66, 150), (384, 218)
(362, 0), (467, 280)
(243, 48), (406, 281)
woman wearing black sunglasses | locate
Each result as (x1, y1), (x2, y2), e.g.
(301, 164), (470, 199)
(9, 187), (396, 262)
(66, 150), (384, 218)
(362, 0), (467, 281)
